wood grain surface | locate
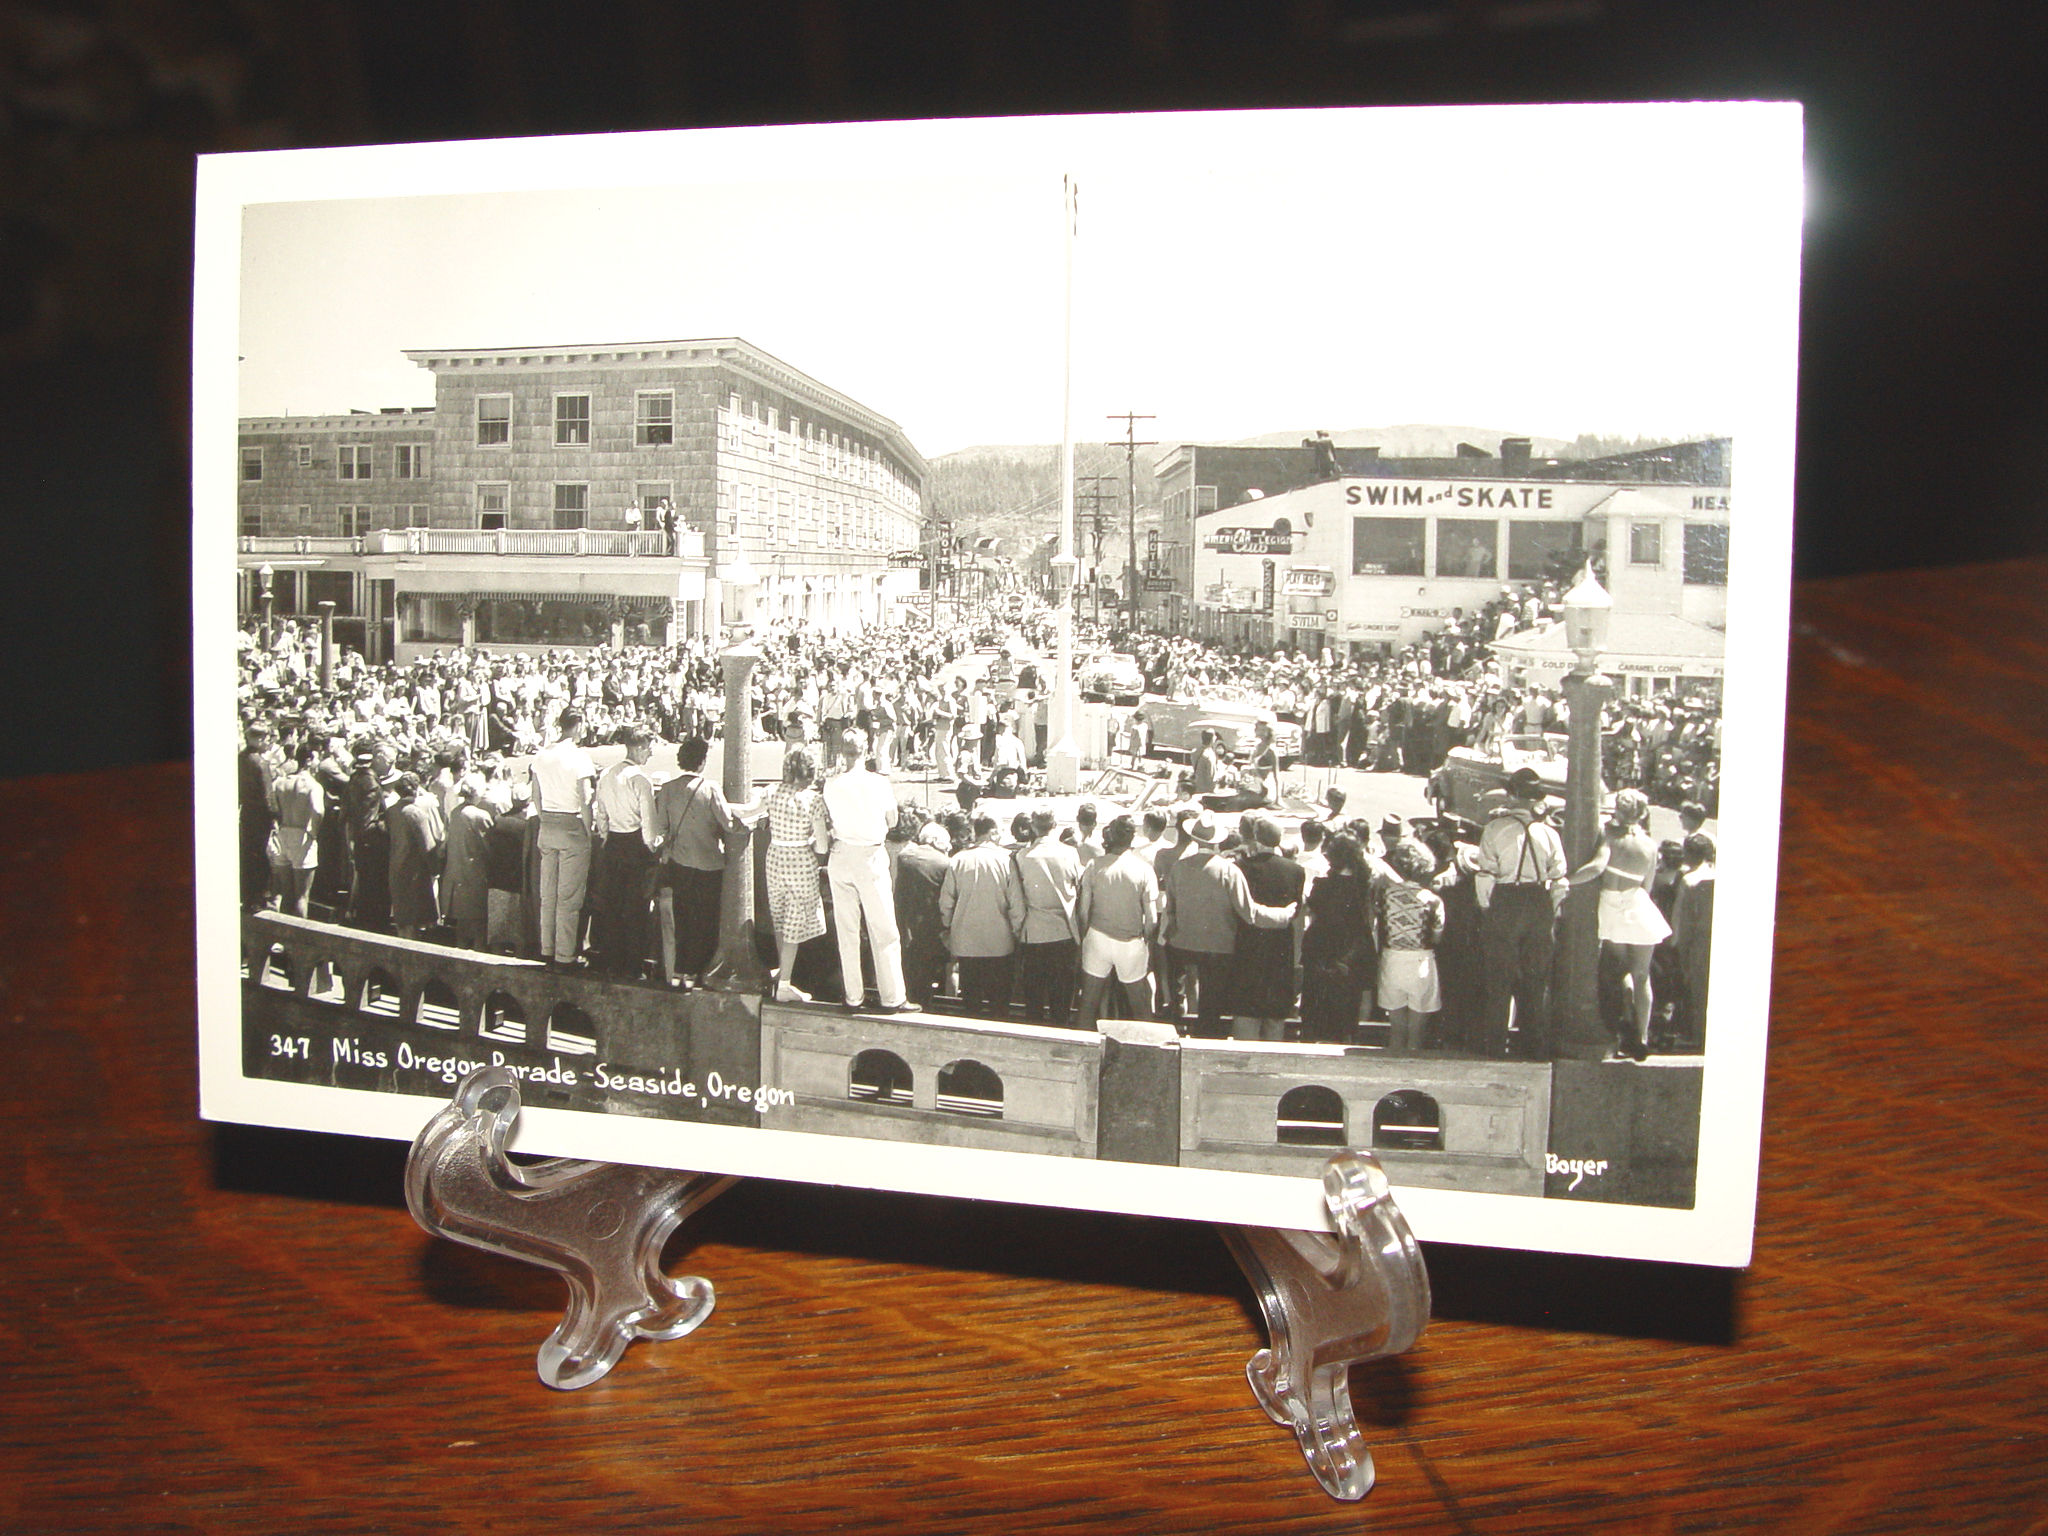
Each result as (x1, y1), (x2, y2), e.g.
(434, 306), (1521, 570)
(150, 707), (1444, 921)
(4, 561), (2045, 1534)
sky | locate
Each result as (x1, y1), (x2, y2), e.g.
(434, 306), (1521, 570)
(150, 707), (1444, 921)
(233, 105), (1803, 459)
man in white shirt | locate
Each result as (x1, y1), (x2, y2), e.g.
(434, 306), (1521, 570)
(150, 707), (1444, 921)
(589, 724), (661, 978)
(989, 720), (1027, 776)
(528, 707), (598, 968)
(822, 737), (916, 1013)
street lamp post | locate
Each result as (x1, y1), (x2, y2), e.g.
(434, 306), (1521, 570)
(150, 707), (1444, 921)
(704, 550), (769, 993)
(1556, 566), (1615, 1059)
(256, 563), (275, 646)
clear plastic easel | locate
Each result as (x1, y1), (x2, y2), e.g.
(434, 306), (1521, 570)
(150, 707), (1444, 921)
(406, 1065), (1431, 1502)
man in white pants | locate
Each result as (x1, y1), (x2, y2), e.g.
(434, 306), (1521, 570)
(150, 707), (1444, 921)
(822, 738), (918, 1013)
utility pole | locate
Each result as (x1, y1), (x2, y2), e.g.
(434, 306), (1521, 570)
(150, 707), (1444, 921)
(1075, 474), (1114, 628)
(1107, 411), (1156, 635)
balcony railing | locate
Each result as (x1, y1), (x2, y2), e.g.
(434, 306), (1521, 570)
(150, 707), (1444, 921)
(241, 529), (702, 559)
(239, 536), (363, 555)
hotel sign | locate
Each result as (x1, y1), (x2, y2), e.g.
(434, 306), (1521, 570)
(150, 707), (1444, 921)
(1282, 567), (1334, 597)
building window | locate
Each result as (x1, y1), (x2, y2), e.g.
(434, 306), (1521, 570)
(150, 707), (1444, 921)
(476, 598), (611, 645)
(477, 483), (509, 530)
(305, 570), (356, 615)
(1352, 517), (1426, 577)
(339, 505), (369, 537)
(636, 390), (673, 446)
(477, 394), (511, 445)
(1436, 519), (1498, 579)
(1371, 1090), (1444, 1153)
(1508, 520), (1585, 581)
(1277, 1085), (1348, 1147)
(240, 506), (262, 537)
(636, 481), (672, 517)
(294, 445), (312, 468)
(1629, 522), (1663, 566)
(241, 447), (263, 481)
(934, 1059), (1003, 1118)
(338, 445), (372, 480)
(555, 394), (590, 446)
(398, 594), (465, 645)
(553, 483), (588, 530)
(395, 444), (428, 479)
(1683, 522), (1729, 585)
(848, 1049), (913, 1106)
(1196, 485), (1219, 515)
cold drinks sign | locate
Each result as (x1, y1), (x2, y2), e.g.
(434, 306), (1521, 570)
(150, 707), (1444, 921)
(1203, 521), (1297, 556)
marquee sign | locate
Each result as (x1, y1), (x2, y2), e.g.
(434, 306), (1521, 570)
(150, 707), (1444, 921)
(1203, 521), (1296, 556)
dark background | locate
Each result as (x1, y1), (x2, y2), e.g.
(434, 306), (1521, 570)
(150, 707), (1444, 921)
(3, 0), (2043, 780)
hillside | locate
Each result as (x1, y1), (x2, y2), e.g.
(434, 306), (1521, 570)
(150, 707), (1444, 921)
(927, 441), (1167, 562)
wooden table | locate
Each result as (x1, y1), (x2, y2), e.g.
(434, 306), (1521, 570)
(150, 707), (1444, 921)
(5, 561), (2044, 1533)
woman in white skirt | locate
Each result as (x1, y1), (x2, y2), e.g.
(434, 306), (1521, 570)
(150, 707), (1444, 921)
(1568, 788), (1672, 1060)
(761, 746), (831, 1003)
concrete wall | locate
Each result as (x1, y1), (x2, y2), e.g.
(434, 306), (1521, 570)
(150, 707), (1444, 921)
(1177, 1040), (1551, 1195)
(756, 1003), (1102, 1157)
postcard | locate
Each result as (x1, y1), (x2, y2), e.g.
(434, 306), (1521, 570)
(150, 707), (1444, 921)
(195, 103), (1801, 1264)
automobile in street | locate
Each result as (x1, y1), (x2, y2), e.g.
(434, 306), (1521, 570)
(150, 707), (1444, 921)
(1133, 693), (1303, 764)
(1077, 651), (1145, 704)
(1429, 732), (1569, 823)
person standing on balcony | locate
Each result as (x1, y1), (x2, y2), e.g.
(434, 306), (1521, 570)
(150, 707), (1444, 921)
(386, 773), (444, 943)
(529, 707), (598, 970)
(760, 745), (831, 1004)
(822, 733), (916, 1013)
(589, 725), (662, 979)
(442, 774), (494, 952)
(939, 813), (1026, 1016)
(1014, 809), (1083, 1025)
(652, 735), (734, 991)
(1074, 814), (1160, 1031)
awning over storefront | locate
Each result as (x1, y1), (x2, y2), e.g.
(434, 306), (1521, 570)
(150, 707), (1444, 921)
(1491, 611), (1726, 680)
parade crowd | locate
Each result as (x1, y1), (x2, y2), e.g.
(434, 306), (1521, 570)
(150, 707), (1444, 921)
(238, 581), (1720, 1060)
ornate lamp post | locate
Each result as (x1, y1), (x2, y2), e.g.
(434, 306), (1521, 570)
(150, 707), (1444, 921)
(1556, 565), (1615, 1059)
(704, 548), (770, 993)
(256, 563), (275, 646)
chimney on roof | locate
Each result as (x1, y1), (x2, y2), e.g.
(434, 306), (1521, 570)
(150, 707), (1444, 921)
(1500, 437), (1532, 475)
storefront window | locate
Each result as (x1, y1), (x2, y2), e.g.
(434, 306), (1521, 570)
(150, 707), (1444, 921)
(1508, 520), (1584, 581)
(1683, 522), (1729, 585)
(304, 571), (356, 616)
(1435, 519), (1498, 579)
(1352, 517), (1425, 577)
(474, 598), (612, 646)
(399, 594), (464, 644)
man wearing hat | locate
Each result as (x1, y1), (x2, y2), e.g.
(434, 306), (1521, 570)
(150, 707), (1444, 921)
(1474, 765), (1567, 1059)
(1159, 812), (1299, 1038)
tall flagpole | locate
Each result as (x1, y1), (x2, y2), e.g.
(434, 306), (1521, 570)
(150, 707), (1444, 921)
(1045, 173), (1082, 793)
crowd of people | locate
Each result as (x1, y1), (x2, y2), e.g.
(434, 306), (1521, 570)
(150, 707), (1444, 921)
(1101, 574), (1721, 814)
(238, 576), (1722, 1059)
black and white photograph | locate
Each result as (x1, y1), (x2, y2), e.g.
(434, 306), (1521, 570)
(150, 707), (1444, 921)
(194, 104), (1802, 1263)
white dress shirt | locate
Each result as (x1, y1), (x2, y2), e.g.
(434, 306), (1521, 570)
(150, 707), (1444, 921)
(823, 766), (895, 847)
